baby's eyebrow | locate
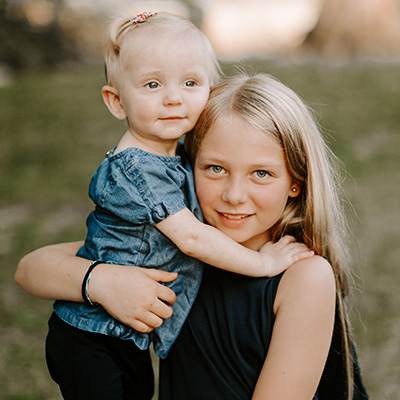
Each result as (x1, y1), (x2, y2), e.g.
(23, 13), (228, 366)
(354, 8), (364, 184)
(135, 70), (163, 80)
(184, 71), (207, 79)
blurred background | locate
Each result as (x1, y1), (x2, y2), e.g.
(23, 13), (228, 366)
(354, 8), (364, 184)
(1, 0), (400, 398)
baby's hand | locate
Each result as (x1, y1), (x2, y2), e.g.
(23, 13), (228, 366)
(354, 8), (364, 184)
(258, 235), (314, 276)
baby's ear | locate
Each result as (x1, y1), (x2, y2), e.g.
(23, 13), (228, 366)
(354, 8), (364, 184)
(102, 85), (126, 120)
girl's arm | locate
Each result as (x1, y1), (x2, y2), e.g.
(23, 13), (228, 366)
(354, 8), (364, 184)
(252, 256), (336, 399)
(156, 207), (313, 277)
(16, 241), (90, 301)
(15, 243), (177, 333)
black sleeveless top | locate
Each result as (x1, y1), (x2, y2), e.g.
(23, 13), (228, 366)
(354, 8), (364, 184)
(159, 266), (368, 400)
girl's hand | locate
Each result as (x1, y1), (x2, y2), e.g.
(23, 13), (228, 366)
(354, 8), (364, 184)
(15, 242), (177, 333)
(90, 264), (177, 333)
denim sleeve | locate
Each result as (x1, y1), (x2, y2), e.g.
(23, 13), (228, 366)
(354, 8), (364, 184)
(98, 154), (188, 226)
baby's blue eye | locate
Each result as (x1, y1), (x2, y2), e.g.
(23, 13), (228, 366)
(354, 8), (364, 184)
(147, 82), (159, 89)
(185, 81), (196, 87)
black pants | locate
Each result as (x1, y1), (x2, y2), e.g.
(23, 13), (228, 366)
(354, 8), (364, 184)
(46, 313), (154, 400)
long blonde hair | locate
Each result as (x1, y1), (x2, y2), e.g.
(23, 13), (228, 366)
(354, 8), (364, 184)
(186, 73), (354, 399)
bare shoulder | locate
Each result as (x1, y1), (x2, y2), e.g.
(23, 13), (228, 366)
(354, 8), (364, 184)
(285, 255), (334, 286)
(274, 255), (336, 313)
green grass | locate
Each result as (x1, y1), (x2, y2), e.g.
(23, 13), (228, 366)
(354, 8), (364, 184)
(1, 61), (400, 399)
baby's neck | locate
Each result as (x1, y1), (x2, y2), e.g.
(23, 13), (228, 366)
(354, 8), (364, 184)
(115, 130), (179, 156)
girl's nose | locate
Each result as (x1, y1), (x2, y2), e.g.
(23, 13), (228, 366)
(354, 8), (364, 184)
(221, 178), (247, 205)
(163, 88), (182, 106)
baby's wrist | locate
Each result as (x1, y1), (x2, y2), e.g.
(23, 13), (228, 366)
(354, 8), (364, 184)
(259, 252), (274, 275)
(250, 253), (268, 276)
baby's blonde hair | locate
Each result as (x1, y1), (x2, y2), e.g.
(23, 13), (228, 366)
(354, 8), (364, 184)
(103, 11), (220, 87)
(186, 73), (355, 399)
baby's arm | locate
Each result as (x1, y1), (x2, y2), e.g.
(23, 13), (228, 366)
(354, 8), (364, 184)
(156, 208), (313, 277)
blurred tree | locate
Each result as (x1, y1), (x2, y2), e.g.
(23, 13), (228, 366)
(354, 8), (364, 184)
(302, 0), (400, 59)
(0, 0), (78, 71)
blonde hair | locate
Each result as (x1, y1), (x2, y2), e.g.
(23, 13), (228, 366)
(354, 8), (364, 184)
(186, 73), (354, 399)
(103, 11), (220, 87)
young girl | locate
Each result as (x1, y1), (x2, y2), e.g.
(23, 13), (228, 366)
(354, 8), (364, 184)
(160, 74), (369, 399)
(32, 12), (312, 399)
(16, 74), (369, 399)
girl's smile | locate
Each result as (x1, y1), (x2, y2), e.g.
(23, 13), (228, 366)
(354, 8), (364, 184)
(194, 113), (300, 250)
(218, 212), (253, 221)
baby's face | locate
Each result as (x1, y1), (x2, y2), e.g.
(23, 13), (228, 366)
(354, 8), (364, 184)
(116, 28), (211, 148)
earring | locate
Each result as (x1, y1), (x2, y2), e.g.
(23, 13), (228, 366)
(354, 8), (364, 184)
(291, 187), (297, 192)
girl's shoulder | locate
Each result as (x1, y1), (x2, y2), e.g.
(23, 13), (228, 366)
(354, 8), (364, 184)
(284, 255), (334, 284)
(274, 255), (336, 314)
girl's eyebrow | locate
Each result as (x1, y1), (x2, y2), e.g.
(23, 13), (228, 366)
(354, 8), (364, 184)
(252, 160), (283, 169)
(197, 154), (283, 170)
(196, 154), (222, 163)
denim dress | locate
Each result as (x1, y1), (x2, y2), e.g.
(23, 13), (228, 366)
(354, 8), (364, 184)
(54, 143), (204, 359)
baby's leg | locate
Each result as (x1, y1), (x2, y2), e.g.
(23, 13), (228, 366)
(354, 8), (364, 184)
(45, 313), (154, 399)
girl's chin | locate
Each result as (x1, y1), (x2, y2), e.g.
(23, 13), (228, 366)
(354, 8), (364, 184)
(204, 217), (269, 250)
(239, 237), (268, 251)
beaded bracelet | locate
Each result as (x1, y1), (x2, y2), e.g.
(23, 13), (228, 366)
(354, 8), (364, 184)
(81, 260), (107, 306)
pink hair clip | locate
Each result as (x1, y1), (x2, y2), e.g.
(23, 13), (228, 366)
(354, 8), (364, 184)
(129, 12), (157, 24)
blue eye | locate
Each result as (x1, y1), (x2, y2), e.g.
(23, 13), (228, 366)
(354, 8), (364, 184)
(147, 82), (159, 89)
(185, 81), (196, 87)
(210, 165), (224, 173)
(255, 170), (269, 178)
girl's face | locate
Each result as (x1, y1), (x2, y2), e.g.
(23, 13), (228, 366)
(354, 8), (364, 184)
(194, 114), (299, 250)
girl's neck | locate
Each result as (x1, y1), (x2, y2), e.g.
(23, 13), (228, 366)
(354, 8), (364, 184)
(240, 231), (271, 251)
(115, 130), (179, 156)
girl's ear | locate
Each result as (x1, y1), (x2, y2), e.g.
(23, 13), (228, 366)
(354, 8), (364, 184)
(102, 85), (127, 121)
(289, 182), (302, 198)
